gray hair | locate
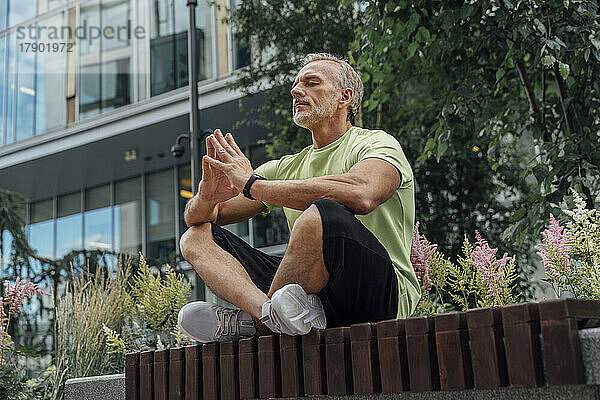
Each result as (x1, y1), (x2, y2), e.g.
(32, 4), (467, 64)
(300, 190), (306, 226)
(300, 53), (364, 122)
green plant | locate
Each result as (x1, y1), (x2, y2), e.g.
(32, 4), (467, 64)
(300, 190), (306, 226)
(537, 189), (600, 298)
(411, 223), (519, 316)
(103, 256), (192, 354)
(51, 259), (132, 400)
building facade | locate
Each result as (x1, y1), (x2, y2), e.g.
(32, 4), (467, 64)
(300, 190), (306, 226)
(0, 0), (290, 365)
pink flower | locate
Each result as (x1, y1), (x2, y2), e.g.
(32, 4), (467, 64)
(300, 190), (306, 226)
(468, 231), (511, 301)
(410, 222), (437, 291)
(536, 214), (572, 278)
(3, 278), (49, 314)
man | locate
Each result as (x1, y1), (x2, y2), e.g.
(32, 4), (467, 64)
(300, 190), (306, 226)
(178, 53), (420, 342)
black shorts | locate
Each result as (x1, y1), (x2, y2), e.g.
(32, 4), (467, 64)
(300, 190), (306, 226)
(211, 198), (398, 327)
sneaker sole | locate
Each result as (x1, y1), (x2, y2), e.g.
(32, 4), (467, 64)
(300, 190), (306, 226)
(273, 284), (326, 332)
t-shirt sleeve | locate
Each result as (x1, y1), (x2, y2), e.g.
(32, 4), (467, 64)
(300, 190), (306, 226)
(354, 131), (413, 187)
(254, 159), (280, 213)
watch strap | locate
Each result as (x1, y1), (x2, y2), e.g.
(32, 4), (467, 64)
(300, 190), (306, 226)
(243, 174), (266, 200)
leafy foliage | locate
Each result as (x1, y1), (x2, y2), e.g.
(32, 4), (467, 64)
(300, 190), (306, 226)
(537, 190), (600, 298)
(356, 0), (600, 246)
(227, 0), (361, 155)
(412, 224), (518, 316)
(103, 256), (192, 355)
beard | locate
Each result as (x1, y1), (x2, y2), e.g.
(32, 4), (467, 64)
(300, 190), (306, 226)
(293, 96), (338, 128)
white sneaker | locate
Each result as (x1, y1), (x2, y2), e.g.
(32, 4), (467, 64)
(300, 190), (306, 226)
(178, 301), (256, 343)
(260, 284), (327, 335)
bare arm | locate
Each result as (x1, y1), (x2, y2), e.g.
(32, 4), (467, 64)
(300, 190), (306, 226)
(249, 158), (400, 214)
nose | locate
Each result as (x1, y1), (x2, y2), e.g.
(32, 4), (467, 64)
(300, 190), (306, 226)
(290, 84), (305, 98)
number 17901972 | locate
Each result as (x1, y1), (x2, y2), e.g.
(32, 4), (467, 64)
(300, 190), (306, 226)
(19, 42), (74, 52)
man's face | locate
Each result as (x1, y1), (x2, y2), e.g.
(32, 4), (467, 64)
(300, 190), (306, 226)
(291, 60), (342, 129)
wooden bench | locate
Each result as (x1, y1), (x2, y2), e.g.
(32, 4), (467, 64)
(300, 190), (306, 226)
(124, 298), (600, 400)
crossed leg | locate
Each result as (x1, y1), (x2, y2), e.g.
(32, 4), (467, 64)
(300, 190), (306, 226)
(179, 204), (329, 321)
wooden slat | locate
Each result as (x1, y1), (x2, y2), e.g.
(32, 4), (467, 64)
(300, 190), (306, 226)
(202, 343), (220, 400)
(376, 319), (409, 393)
(301, 330), (326, 395)
(466, 307), (508, 389)
(405, 316), (439, 392)
(350, 323), (381, 394)
(325, 327), (353, 395)
(279, 335), (304, 397)
(154, 349), (169, 400)
(501, 303), (544, 387)
(238, 338), (258, 400)
(538, 299), (600, 386)
(125, 352), (140, 400)
(258, 335), (281, 398)
(140, 350), (154, 400)
(169, 348), (185, 400)
(185, 345), (202, 400)
(220, 341), (239, 400)
(434, 312), (473, 390)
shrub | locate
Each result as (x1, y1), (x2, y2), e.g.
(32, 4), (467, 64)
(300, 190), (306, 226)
(537, 190), (600, 299)
(411, 223), (518, 316)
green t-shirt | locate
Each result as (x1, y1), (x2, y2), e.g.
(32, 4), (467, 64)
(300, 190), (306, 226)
(255, 126), (420, 318)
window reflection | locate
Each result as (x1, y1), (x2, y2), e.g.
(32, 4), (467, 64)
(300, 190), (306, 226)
(230, 0), (250, 70)
(56, 192), (82, 257)
(79, 0), (132, 120)
(0, 35), (5, 146)
(29, 199), (55, 274)
(178, 164), (192, 236)
(149, 0), (213, 96)
(84, 185), (112, 251)
(146, 169), (175, 258)
(7, 0), (36, 28)
(35, 14), (67, 134)
(114, 177), (141, 255)
(249, 144), (290, 247)
(5, 33), (15, 145)
(0, 2), (7, 31)
(15, 36), (36, 142)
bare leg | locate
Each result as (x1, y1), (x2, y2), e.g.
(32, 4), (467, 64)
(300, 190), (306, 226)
(268, 204), (330, 297)
(179, 223), (269, 320)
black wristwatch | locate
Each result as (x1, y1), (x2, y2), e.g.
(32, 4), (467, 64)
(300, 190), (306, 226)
(243, 173), (266, 200)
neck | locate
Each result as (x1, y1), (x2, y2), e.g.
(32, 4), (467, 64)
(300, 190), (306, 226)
(309, 114), (354, 149)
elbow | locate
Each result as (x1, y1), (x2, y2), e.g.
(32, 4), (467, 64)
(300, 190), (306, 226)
(352, 196), (377, 215)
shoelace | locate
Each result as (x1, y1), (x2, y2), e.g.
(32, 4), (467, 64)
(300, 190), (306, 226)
(215, 308), (240, 338)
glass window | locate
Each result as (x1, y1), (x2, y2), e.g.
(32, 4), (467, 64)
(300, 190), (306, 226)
(56, 192), (82, 257)
(8, 0), (36, 28)
(250, 145), (289, 247)
(114, 176), (141, 255)
(1, 230), (13, 275)
(149, 0), (214, 96)
(229, 0), (250, 70)
(146, 169), (175, 259)
(178, 164), (192, 235)
(79, 0), (132, 120)
(15, 35), (36, 142)
(39, 0), (67, 14)
(35, 13), (67, 134)
(80, 59), (130, 119)
(0, 35), (6, 146)
(29, 199), (55, 272)
(0, 2), (7, 31)
(84, 185), (112, 251)
(5, 33), (15, 145)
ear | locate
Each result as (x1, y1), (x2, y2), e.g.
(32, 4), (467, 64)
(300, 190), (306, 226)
(339, 88), (353, 109)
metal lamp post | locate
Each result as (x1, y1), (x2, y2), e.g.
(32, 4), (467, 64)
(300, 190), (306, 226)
(187, 0), (201, 195)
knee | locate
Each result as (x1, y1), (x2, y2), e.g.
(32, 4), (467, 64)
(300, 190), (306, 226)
(179, 223), (212, 260)
(293, 204), (322, 232)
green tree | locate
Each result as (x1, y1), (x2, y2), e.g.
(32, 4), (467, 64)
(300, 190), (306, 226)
(356, 0), (600, 246)
(228, 0), (548, 299)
